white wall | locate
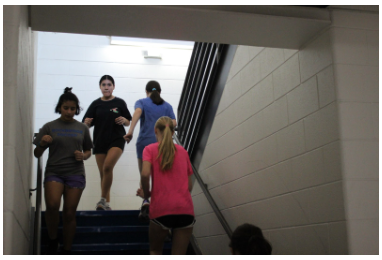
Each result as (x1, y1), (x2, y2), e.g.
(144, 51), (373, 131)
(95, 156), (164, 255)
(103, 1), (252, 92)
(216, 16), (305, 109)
(191, 8), (378, 255)
(4, 5), (36, 255)
(330, 9), (379, 255)
(192, 31), (345, 255)
(33, 32), (192, 210)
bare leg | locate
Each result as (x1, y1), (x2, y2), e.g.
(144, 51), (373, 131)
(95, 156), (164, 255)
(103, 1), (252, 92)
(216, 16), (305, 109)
(138, 158), (143, 189)
(101, 147), (123, 200)
(95, 154), (108, 201)
(44, 181), (64, 240)
(149, 221), (169, 255)
(62, 186), (83, 251)
(171, 227), (193, 255)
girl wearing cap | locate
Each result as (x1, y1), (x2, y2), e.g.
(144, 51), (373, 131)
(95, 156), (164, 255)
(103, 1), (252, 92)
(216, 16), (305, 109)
(124, 80), (176, 220)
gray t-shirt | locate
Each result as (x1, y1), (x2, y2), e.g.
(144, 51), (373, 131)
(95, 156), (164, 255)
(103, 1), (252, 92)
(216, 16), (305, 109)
(33, 118), (93, 177)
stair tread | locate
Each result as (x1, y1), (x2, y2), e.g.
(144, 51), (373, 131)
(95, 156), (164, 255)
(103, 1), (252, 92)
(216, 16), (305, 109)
(42, 225), (148, 232)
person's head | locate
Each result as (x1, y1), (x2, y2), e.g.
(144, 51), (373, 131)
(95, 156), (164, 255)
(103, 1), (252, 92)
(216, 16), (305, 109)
(99, 75), (115, 99)
(55, 87), (82, 121)
(146, 80), (164, 105)
(229, 223), (272, 255)
(154, 116), (176, 171)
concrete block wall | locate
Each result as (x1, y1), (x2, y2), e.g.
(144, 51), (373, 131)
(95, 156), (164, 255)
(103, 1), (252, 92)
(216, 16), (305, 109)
(33, 32), (192, 210)
(192, 30), (348, 254)
(3, 5), (36, 255)
(330, 9), (379, 255)
(192, 8), (378, 255)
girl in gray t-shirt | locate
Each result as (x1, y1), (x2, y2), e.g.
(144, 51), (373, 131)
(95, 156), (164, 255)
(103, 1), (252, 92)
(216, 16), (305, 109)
(33, 87), (93, 254)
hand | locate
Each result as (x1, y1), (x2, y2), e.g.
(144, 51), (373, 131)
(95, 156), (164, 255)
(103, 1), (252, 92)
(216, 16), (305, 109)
(84, 118), (93, 127)
(124, 133), (133, 143)
(136, 188), (151, 199)
(40, 135), (53, 147)
(74, 150), (84, 161)
(136, 188), (145, 199)
(115, 116), (126, 125)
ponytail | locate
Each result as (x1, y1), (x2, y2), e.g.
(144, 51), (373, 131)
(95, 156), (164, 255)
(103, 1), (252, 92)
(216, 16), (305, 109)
(146, 80), (164, 105)
(155, 117), (176, 171)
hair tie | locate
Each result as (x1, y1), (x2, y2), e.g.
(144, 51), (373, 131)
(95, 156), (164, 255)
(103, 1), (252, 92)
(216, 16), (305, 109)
(152, 88), (156, 91)
(165, 124), (169, 127)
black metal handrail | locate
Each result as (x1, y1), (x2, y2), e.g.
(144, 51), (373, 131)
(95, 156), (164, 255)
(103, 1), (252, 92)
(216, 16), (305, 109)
(30, 133), (43, 255)
(174, 134), (232, 239)
(177, 42), (226, 157)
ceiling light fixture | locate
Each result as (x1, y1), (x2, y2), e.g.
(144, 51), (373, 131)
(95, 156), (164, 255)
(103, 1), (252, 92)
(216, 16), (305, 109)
(110, 36), (194, 50)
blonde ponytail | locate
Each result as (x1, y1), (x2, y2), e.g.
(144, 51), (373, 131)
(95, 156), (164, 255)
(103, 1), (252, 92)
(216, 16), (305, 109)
(155, 117), (176, 171)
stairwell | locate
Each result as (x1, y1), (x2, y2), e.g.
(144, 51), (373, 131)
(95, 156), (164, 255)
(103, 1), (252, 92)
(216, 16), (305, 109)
(41, 210), (172, 255)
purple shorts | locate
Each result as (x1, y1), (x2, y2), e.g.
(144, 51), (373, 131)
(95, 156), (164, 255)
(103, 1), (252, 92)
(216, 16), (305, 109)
(44, 175), (86, 189)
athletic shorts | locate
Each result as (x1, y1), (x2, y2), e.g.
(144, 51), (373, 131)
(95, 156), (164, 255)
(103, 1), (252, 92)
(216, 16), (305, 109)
(136, 137), (156, 159)
(151, 215), (196, 230)
(44, 174), (86, 189)
(93, 137), (125, 154)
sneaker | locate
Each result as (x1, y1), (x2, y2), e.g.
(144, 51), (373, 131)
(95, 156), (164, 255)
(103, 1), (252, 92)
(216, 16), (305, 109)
(105, 205), (112, 210)
(138, 200), (150, 222)
(47, 238), (59, 255)
(96, 199), (107, 211)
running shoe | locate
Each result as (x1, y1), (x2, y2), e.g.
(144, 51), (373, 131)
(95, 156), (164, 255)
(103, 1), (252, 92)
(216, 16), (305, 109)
(96, 199), (107, 211)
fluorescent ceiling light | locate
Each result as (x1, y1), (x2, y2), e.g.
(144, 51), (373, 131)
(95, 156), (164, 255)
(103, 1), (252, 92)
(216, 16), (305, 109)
(110, 36), (194, 50)
(143, 50), (162, 59)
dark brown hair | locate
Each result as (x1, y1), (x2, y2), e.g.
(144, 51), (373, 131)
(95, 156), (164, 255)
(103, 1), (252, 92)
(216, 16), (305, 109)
(55, 87), (82, 115)
(229, 223), (272, 255)
(146, 80), (164, 105)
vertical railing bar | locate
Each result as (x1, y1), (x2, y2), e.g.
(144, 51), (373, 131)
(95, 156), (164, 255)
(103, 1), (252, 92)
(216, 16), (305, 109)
(187, 45), (223, 156)
(182, 44), (212, 150)
(183, 44), (216, 151)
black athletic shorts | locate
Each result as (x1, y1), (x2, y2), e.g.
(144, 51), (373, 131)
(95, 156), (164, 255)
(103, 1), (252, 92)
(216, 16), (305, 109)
(151, 215), (196, 230)
(93, 137), (125, 154)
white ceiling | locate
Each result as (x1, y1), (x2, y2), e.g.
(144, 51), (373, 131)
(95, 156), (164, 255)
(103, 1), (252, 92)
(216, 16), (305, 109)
(29, 5), (355, 49)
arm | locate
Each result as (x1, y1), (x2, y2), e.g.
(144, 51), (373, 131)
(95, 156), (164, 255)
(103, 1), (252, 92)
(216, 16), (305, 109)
(34, 146), (48, 158)
(124, 108), (142, 143)
(141, 160), (152, 200)
(74, 150), (91, 161)
(172, 119), (177, 128)
(33, 135), (52, 158)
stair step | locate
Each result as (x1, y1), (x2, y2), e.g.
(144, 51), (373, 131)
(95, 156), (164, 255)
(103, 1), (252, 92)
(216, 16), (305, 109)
(41, 242), (172, 255)
(41, 210), (148, 227)
(40, 210), (177, 255)
(41, 226), (153, 244)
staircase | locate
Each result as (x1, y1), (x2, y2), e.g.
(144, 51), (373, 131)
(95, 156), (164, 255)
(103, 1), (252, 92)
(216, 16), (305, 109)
(41, 210), (171, 255)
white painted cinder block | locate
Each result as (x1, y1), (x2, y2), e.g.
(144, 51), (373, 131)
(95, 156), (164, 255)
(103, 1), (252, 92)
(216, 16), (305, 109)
(304, 102), (339, 151)
(259, 48), (285, 80)
(331, 27), (368, 65)
(338, 102), (375, 140)
(263, 96), (288, 135)
(287, 76), (319, 124)
(343, 180), (379, 220)
(299, 30), (332, 82)
(272, 53), (300, 100)
(317, 65), (336, 107)
(334, 64), (378, 103)
(292, 182), (346, 223)
(341, 140), (379, 180)
(276, 121), (306, 162)
(347, 219), (379, 255)
(239, 57), (261, 94)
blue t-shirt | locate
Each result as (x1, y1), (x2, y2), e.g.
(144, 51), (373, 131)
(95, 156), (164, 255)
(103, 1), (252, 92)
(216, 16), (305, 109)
(135, 97), (176, 144)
